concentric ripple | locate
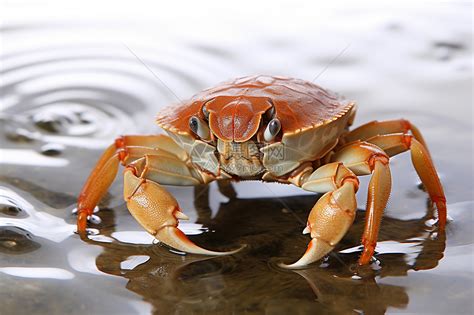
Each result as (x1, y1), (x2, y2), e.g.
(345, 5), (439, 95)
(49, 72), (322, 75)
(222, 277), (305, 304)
(0, 25), (237, 150)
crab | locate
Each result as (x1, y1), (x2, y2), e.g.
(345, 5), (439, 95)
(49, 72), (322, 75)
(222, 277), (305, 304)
(76, 75), (447, 268)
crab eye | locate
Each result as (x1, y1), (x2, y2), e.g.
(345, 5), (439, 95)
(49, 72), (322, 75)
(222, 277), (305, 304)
(265, 99), (275, 120)
(265, 106), (275, 121)
(189, 116), (210, 140)
(264, 118), (281, 142)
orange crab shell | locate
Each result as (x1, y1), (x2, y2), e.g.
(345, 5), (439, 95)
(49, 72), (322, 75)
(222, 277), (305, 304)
(156, 75), (354, 142)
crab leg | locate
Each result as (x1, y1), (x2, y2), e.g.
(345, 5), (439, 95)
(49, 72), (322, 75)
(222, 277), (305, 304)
(365, 133), (447, 229)
(124, 155), (241, 255)
(76, 135), (188, 235)
(331, 141), (392, 265)
(343, 119), (429, 154)
(280, 162), (359, 269)
(334, 134), (446, 264)
(282, 142), (392, 268)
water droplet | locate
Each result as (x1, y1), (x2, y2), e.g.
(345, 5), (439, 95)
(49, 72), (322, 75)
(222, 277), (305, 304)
(40, 143), (65, 156)
(88, 214), (102, 225)
(5, 126), (39, 142)
(432, 41), (464, 61)
(0, 227), (41, 254)
(85, 228), (99, 236)
(0, 204), (24, 217)
(71, 206), (99, 214)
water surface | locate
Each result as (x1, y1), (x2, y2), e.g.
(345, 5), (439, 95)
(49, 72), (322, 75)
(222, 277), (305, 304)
(1, 2), (473, 314)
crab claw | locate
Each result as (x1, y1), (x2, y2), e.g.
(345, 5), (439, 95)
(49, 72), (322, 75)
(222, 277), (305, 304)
(279, 182), (357, 269)
(124, 169), (242, 255)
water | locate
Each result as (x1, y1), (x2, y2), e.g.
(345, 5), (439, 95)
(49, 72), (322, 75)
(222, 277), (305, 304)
(1, 1), (473, 314)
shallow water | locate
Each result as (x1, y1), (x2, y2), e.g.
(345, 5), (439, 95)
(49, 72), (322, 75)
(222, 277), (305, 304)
(1, 1), (473, 314)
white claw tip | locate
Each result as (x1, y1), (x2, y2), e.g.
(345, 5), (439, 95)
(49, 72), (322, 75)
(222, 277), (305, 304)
(175, 211), (190, 220)
(278, 261), (307, 270)
(278, 239), (334, 270)
(302, 226), (311, 235)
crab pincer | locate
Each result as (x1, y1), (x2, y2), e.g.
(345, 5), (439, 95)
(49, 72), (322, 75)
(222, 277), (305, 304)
(280, 180), (358, 269)
(124, 167), (242, 255)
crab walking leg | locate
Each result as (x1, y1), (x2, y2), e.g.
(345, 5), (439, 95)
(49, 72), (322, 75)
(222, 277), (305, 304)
(280, 162), (359, 269)
(115, 134), (190, 161)
(76, 135), (188, 234)
(344, 119), (429, 153)
(77, 143), (120, 233)
(365, 133), (447, 229)
(331, 141), (392, 265)
(124, 155), (241, 255)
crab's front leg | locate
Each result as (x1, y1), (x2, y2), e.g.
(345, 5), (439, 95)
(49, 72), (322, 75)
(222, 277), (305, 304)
(281, 143), (392, 269)
(77, 135), (187, 234)
(343, 119), (429, 154)
(124, 154), (241, 255)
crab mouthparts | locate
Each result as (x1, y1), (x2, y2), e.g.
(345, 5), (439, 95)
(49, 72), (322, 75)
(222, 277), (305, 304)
(216, 139), (265, 177)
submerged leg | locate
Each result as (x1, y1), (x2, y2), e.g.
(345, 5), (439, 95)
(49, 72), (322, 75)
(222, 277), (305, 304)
(124, 154), (242, 255)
